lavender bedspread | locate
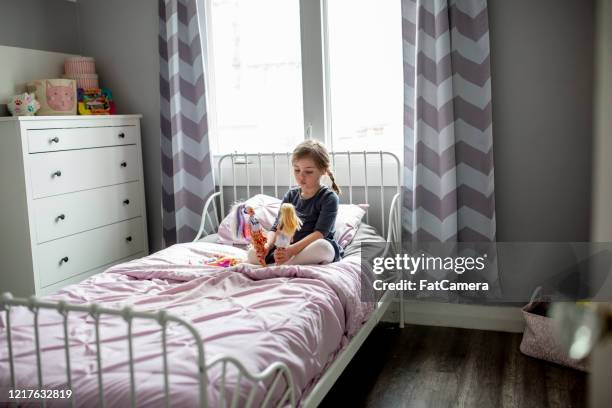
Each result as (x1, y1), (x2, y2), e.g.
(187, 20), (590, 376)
(0, 242), (373, 407)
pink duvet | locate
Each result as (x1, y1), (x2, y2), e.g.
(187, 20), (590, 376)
(0, 242), (373, 407)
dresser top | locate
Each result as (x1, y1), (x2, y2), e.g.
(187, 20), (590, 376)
(0, 114), (142, 122)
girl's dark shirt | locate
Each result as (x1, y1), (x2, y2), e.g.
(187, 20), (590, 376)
(267, 185), (343, 263)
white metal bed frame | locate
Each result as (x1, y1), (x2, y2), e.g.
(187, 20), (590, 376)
(1, 151), (403, 408)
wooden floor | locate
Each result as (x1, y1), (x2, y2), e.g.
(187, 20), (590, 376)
(320, 323), (587, 408)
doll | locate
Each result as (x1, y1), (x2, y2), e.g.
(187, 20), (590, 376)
(275, 203), (302, 250)
(230, 203), (268, 266)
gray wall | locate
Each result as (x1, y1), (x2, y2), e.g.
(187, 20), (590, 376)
(77, 0), (163, 252)
(0, 0), (79, 53)
(488, 0), (595, 242)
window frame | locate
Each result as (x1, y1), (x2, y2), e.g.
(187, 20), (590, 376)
(201, 0), (400, 187)
(201, 0), (328, 155)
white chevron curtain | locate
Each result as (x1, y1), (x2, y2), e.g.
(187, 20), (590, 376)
(159, 0), (215, 246)
(402, 0), (496, 243)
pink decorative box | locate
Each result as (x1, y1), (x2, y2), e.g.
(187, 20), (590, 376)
(26, 79), (77, 116)
(64, 56), (96, 75)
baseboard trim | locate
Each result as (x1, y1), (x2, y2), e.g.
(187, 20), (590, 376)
(382, 299), (525, 333)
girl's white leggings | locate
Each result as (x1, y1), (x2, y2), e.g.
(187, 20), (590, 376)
(247, 239), (335, 265)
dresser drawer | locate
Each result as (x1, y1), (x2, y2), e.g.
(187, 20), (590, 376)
(27, 126), (137, 153)
(36, 218), (144, 287)
(29, 145), (139, 198)
(33, 182), (143, 243)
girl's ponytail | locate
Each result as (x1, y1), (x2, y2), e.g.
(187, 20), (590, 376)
(327, 170), (342, 195)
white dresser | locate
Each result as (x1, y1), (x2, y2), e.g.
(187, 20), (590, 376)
(0, 115), (149, 296)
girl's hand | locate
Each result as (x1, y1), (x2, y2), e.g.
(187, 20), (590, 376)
(285, 244), (299, 259)
(274, 247), (288, 264)
(274, 245), (298, 264)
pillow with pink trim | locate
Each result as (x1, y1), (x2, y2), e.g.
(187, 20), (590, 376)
(216, 194), (367, 248)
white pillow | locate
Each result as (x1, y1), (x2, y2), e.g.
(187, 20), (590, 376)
(335, 204), (367, 248)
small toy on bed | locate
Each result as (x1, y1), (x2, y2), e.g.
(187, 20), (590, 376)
(205, 255), (241, 267)
(229, 203), (268, 266)
(275, 203), (302, 249)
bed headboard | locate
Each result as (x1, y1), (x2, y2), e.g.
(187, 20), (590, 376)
(196, 151), (402, 245)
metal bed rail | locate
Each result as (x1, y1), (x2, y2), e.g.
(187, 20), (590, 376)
(0, 294), (296, 408)
(195, 151), (402, 243)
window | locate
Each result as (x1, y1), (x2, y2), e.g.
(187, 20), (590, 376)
(325, 0), (403, 156)
(204, 0), (403, 159)
(206, 0), (304, 154)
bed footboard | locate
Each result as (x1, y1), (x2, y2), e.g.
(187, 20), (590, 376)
(0, 293), (295, 408)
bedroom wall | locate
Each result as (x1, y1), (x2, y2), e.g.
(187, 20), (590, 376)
(0, 0), (80, 114)
(77, 0), (163, 253)
(0, 0), (79, 54)
(488, 0), (595, 242)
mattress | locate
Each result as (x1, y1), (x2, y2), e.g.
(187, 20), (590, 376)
(0, 223), (385, 407)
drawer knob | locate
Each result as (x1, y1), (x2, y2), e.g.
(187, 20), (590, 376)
(59, 256), (69, 265)
(121, 161), (127, 168)
(123, 199), (130, 205)
(118, 132), (125, 139)
(126, 236), (133, 242)
(50, 137), (60, 143)
(56, 214), (66, 221)
(53, 170), (62, 177)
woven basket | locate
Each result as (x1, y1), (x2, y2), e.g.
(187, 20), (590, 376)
(520, 288), (589, 371)
(62, 74), (99, 89)
(64, 57), (96, 75)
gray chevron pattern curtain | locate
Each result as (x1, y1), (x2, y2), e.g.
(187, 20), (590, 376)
(402, 0), (496, 243)
(159, 0), (215, 246)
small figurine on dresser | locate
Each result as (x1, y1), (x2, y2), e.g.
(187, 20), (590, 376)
(7, 93), (40, 116)
(230, 203), (268, 266)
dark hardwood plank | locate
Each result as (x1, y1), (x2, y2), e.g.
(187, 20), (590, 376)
(319, 323), (587, 408)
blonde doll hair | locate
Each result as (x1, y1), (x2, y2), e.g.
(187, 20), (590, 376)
(278, 203), (302, 237)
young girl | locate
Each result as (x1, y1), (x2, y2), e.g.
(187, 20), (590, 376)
(246, 140), (343, 265)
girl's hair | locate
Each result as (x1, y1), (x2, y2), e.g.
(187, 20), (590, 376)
(292, 140), (342, 194)
(278, 203), (302, 236)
